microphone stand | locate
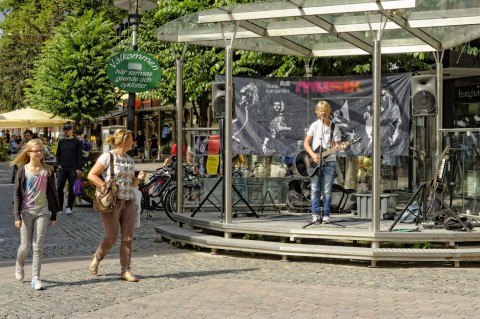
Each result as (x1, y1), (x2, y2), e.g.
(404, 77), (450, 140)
(303, 146), (323, 227)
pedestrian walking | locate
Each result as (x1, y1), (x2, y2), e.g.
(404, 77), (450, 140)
(9, 134), (20, 156)
(56, 123), (83, 214)
(87, 129), (147, 282)
(135, 130), (146, 161)
(11, 139), (61, 290)
(11, 130), (34, 183)
(149, 134), (159, 159)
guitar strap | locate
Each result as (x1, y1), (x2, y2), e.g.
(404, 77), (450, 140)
(315, 122), (335, 151)
(329, 122), (335, 148)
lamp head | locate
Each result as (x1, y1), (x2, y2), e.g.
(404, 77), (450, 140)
(114, 0), (158, 15)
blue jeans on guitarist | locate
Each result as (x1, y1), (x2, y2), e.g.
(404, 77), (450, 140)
(311, 161), (336, 223)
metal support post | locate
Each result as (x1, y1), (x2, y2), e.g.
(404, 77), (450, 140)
(224, 45), (234, 224)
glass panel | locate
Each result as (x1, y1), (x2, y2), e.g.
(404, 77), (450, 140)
(187, 37), (306, 56)
(252, 17), (327, 35)
(422, 25), (480, 49)
(440, 129), (480, 215)
(414, 0), (480, 11)
(156, 0), (480, 57)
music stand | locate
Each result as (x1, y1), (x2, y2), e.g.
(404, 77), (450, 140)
(190, 176), (259, 218)
(258, 189), (281, 215)
(190, 176), (222, 217)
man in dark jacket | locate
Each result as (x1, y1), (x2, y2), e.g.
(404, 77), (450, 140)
(56, 123), (83, 214)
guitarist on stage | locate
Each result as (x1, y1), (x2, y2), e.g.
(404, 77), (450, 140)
(304, 101), (346, 224)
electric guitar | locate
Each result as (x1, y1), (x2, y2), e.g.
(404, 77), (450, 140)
(295, 136), (361, 177)
(431, 144), (450, 194)
(426, 144), (450, 218)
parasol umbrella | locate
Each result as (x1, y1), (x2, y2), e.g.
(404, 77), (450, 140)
(0, 107), (74, 129)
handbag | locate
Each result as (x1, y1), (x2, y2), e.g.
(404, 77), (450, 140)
(73, 177), (83, 196)
(93, 152), (119, 213)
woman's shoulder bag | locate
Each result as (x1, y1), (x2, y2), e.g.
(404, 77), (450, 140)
(93, 152), (119, 213)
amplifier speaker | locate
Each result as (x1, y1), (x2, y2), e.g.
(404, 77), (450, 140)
(212, 82), (235, 119)
(411, 75), (437, 117)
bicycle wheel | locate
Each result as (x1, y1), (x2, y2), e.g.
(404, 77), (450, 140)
(163, 182), (203, 221)
(163, 186), (177, 221)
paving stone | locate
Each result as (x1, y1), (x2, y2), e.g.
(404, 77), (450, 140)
(1, 161), (480, 318)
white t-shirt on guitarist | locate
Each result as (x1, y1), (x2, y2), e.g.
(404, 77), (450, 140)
(306, 120), (342, 163)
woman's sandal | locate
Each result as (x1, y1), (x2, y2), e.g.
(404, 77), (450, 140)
(89, 254), (100, 275)
(121, 270), (139, 282)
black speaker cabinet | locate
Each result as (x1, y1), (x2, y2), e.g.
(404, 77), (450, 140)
(411, 75), (437, 117)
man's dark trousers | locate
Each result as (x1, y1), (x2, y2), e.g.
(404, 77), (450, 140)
(57, 167), (77, 210)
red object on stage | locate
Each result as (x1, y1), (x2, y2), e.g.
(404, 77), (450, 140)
(208, 135), (220, 155)
(171, 143), (187, 157)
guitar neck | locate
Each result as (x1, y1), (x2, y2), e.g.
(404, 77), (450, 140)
(318, 142), (348, 158)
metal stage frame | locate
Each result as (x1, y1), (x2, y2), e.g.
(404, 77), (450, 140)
(154, 0), (480, 262)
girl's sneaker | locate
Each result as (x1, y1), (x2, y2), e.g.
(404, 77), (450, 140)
(15, 263), (24, 281)
(31, 276), (44, 290)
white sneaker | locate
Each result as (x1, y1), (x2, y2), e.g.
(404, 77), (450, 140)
(31, 276), (44, 290)
(65, 207), (73, 215)
(322, 216), (330, 223)
(312, 214), (320, 223)
(15, 263), (24, 281)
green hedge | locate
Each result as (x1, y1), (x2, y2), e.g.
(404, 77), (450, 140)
(0, 143), (10, 162)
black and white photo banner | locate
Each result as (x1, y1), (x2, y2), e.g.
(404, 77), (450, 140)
(216, 73), (411, 157)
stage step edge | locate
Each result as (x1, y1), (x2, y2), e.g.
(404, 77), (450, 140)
(155, 225), (480, 266)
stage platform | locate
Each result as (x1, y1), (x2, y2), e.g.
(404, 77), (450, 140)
(155, 208), (480, 268)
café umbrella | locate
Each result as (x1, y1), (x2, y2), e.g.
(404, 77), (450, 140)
(0, 107), (73, 129)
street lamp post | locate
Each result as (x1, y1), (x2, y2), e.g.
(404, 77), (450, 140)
(114, 0), (158, 135)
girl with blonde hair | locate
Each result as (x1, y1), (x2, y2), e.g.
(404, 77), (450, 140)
(88, 129), (147, 282)
(11, 139), (60, 290)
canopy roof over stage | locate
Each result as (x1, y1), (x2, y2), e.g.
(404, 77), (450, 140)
(155, 0), (480, 58)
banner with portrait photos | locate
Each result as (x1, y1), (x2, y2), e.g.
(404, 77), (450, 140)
(216, 73), (411, 158)
(194, 135), (221, 175)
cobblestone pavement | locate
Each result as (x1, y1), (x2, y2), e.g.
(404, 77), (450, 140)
(1, 162), (480, 318)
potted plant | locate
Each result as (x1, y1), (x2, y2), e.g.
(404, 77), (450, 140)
(79, 160), (95, 204)
(357, 156), (372, 193)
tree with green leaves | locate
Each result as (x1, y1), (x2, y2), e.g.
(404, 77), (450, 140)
(0, 0), (123, 112)
(24, 11), (122, 126)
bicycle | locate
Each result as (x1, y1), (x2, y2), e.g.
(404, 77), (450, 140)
(162, 164), (202, 221)
(233, 161), (260, 177)
(138, 165), (175, 220)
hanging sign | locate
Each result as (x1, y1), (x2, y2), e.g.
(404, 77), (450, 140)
(206, 155), (220, 175)
(107, 51), (162, 93)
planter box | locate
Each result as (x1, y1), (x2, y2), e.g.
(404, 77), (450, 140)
(354, 193), (397, 219)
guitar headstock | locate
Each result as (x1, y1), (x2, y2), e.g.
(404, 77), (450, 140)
(349, 135), (362, 145)
(341, 135), (362, 148)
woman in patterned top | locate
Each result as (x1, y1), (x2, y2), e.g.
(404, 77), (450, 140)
(87, 129), (147, 282)
(11, 139), (60, 290)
